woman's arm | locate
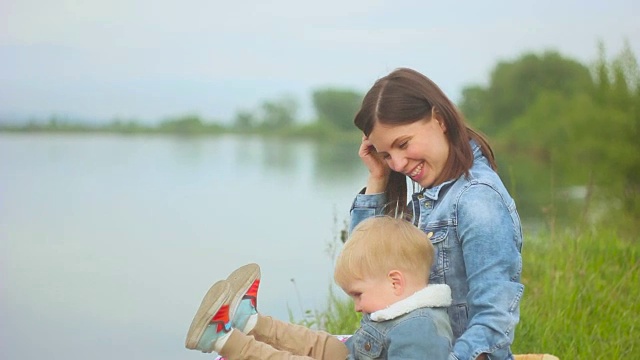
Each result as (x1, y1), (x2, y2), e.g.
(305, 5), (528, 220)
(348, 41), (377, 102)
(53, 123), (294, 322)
(349, 135), (393, 233)
(348, 191), (388, 233)
(451, 184), (524, 360)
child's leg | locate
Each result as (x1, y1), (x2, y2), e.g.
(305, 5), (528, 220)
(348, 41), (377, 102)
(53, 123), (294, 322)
(219, 329), (328, 360)
(186, 264), (347, 359)
(247, 314), (348, 360)
(223, 264), (347, 359)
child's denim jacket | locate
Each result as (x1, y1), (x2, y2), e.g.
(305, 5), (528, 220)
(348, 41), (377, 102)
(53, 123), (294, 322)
(346, 284), (453, 360)
(349, 141), (524, 360)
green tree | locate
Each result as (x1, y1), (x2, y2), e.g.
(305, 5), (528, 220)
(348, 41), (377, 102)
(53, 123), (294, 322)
(312, 88), (363, 131)
(460, 51), (593, 137)
(233, 109), (257, 130)
(494, 44), (640, 227)
(589, 41), (640, 215)
(158, 114), (206, 134)
(106, 118), (148, 133)
(260, 95), (298, 130)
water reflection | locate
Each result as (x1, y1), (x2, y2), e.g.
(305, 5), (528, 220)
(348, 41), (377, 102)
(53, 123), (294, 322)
(230, 135), (367, 191)
(1, 133), (566, 360)
(261, 137), (299, 173)
(1, 134), (365, 360)
(312, 139), (363, 185)
(167, 135), (212, 165)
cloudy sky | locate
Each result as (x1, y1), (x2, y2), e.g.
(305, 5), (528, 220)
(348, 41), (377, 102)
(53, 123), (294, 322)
(1, 0), (638, 124)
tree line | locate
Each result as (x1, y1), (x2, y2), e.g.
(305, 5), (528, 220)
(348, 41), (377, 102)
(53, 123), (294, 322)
(459, 42), (638, 232)
(0, 89), (363, 139)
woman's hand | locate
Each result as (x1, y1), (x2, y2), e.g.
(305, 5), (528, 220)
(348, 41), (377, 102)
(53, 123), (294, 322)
(358, 136), (390, 194)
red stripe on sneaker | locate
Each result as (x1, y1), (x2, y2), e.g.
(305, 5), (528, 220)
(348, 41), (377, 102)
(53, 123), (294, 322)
(210, 304), (230, 332)
(243, 279), (260, 309)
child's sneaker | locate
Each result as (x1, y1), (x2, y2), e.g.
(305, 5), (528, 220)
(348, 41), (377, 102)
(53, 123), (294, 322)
(185, 281), (233, 353)
(225, 263), (260, 332)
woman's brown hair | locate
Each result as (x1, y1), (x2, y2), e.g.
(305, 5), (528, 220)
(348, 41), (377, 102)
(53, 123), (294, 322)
(354, 68), (496, 215)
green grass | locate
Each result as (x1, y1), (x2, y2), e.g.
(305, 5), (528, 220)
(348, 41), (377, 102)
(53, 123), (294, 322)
(289, 286), (362, 335)
(295, 227), (639, 359)
(513, 228), (639, 358)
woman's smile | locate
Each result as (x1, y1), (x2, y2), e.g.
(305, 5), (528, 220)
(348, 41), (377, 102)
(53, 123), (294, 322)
(408, 162), (424, 180)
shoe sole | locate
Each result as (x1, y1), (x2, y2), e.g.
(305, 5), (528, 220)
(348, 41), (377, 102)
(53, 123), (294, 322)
(226, 263), (260, 313)
(185, 280), (231, 350)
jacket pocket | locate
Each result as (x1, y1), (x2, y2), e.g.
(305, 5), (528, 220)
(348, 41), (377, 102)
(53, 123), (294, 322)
(448, 303), (468, 340)
(352, 330), (383, 359)
(426, 225), (449, 279)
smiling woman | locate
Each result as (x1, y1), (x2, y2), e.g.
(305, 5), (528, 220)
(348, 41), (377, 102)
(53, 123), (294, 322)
(365, 106), (450, 189)
(348, 67), (524, 360)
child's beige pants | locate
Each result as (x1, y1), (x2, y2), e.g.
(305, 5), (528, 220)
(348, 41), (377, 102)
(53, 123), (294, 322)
(219, 314), (349, 360)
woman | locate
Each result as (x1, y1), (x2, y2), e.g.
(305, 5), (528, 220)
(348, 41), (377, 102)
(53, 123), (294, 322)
(349, 68), (524, 360)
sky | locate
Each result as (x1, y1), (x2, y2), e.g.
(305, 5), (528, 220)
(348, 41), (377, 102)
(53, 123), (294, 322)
(1, 0), (638, 124)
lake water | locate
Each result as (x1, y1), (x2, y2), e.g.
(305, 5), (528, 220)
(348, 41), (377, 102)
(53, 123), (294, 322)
(0, 133), (367, 360)
(1, 132), (556, 360)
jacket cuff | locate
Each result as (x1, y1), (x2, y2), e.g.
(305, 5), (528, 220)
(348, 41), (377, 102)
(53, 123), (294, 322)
(351, 190), (387, 210)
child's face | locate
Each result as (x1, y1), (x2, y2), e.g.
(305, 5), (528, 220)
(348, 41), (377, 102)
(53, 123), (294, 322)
(343, 275), (398, 314)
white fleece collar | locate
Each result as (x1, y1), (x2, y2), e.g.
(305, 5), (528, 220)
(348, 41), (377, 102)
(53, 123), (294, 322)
(369, 284), (452, 322)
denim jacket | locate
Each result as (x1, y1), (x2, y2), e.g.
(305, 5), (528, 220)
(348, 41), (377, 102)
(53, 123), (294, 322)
(349, 141), (524, 360)
(346, 284), (453, 360)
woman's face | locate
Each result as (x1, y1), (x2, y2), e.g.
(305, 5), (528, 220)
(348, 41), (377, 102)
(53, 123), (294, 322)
(368, 116), (450, 188)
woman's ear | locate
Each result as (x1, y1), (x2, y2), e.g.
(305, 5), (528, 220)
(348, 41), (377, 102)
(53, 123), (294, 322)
(432, 107), (446, 132)
(438, 119), (447, 132)
(388, 270), (405, 296)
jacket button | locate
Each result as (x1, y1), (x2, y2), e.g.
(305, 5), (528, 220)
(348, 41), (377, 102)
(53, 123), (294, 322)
(364, 342), (371, 351)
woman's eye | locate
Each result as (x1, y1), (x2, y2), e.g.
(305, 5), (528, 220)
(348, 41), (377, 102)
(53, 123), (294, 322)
(399, 141), (409, 149)
(381, 153), (391, 160)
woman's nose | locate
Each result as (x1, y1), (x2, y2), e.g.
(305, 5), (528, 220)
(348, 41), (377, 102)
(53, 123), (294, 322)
(387, 155), (406, 172)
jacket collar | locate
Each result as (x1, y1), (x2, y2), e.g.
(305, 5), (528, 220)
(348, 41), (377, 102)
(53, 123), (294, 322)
(369, 284), (452, 322)
(421, 140), (481, 200)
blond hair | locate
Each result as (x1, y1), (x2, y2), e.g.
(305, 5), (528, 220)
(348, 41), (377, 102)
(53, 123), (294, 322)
(334, 216), (434, 289)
